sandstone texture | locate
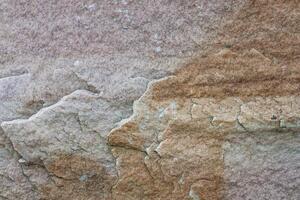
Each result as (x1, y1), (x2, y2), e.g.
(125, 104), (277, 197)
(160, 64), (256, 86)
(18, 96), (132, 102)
(0, 0), (299, 200)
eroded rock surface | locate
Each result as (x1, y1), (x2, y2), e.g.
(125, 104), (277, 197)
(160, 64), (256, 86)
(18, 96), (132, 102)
(107, 1), (300, 199)
(0, 0), (299, 199)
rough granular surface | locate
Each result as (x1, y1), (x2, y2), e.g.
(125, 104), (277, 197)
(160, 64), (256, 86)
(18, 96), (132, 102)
(0, 0), (299, 199)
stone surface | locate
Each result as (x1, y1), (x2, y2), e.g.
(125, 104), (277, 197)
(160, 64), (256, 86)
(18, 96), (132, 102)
(107, 1), (300, 199)
(0, 0), (299, 199)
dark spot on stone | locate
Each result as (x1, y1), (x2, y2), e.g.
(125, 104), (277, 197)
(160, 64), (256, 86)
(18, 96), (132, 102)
(224, 43), (232, 48)
(271, 115), (277, 120)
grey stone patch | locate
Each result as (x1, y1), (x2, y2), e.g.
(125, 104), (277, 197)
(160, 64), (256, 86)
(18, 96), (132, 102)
(223, 131), (300, 200)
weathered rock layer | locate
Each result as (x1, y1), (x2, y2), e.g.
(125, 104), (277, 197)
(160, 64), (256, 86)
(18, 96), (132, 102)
(108, 1), (300, 199)
(0, 0), (299, 199)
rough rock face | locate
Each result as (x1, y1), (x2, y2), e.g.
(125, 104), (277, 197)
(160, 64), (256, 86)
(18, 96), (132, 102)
(0, 0), (299, 199)
(109, 1), (300, 199)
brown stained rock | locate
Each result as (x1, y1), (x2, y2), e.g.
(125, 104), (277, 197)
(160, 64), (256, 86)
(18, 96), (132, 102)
(149, 50), (300, 101)
(217, 0), (300, 66)
(107, 1), (300, 199)
(39, 154), (116, 200)
(108, 122), (146, 152)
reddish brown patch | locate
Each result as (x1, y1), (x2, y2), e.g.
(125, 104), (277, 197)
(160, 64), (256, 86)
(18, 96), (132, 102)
(39, 154), (116, 200)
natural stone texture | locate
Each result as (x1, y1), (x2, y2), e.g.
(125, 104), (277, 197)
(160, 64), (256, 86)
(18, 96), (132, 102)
(0, 128), (39, 200)
(0, 0), (299, 199)
(0, 0), (244, 58)
(107, 1), (300, 199)
(1, 89), (132, 199)
(0, 1), (246, 199)
(108, 79), (300, 199)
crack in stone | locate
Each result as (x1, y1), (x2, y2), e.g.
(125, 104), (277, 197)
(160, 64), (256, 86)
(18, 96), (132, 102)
(0, 174), (14, 182)
(0, 128), (39, 194)
(1, 89), (99, 125)
(143, 156), (155, 181)
(108, 143), (147, 154)
(0, 194), (9, 200)
(71, 71), (100, 94)
(236, 103), (249, 132)
(19, 163), (39, 193)
(0, 71), (29, 80)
